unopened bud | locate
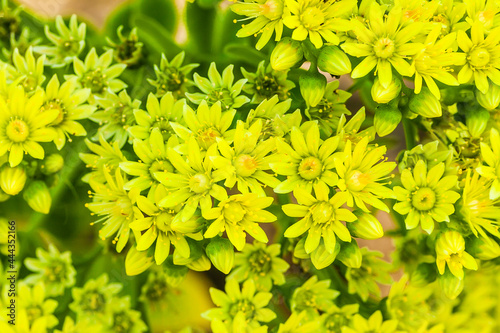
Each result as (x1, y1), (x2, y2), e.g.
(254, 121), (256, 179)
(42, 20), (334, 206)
(0, 165), (27, 195)
(466, 107), (490, 137)
(164, 256), (189, 287)
(469, 236), (500, 260)
(125, 247), (153, 276)
(409, 87), (442, 118)
(476, 84), (500, 110)
(337, 240), (362, 268)
(411, 263), (437, 287)
(23, 181), (52, 214)
(438, 269), (464, 300)
(270, 38), (303, 71)
(40, 154), (64, 175)
(317, 45), (351, 76)
(205, 237), (234, 274)
(187, 254), (211, 271)
(299, 71), (327, 107)
(311, 240), (341, 270)
(348, 212), (384, 239)
(371, 77), (401, 104)
(374, 105), (402, 137)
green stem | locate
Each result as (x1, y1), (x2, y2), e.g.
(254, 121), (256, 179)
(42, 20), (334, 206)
(402, 118), (416, 150)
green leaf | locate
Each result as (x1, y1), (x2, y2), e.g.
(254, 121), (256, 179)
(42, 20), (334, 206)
(223, 44), (266, 66)
(134, 0), (177, 34)
(185, 1), (216, 54)
(133, 15), (181, 58)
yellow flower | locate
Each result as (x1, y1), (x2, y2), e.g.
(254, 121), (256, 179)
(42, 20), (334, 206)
(435, 230), (478, 279)
(476, 128), (500, 199)
(457, 21), (500, 93)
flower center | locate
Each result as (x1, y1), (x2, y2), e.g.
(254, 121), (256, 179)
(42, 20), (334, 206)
(208, 89), (233, 110)
(47, 261), (66, 282)
(298, 156), (323, 180)
(223, 201), (246, 224)
(248, 249), (272, 274)
(324, 312), (350, 331)
(301, 7), (324, 29)
(62, 40), (81, 56)
(229, 299), (256, 318)
(261, 0), (284, 21)
(469, 47), (491, 68)
(81, 68), (106, 94)
(156, 212), (174, 233)
(157, 68), (185, 96)
(42, 99), (65, 125)
(189, 173), (211, 193)
(311, 201), (335, 224)
(197, 127), (221, 150)
(234, 154), (258, 177)
(113, 311), (133, 333)
(82, 291), (106, 312)
(374, 38), (395, 59)
(478, 10), (495, 29)
(345, 170), (370, 192)
(26, 305), (43, 323)
(6, 119), (29, 142)
(411, 187), (436, 211)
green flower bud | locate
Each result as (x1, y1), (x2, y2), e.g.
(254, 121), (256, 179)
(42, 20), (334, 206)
(205, 237), (234, 274)
(293, 237), (309, 259)
(23, 181), (52, 214)
(311, 240), (341, 269)
(270, 38), (303, 71)
(374, 104), (402, 137)
(476, 83), (500, 110)
(408, 87), (442, 118)
(411, 263), (437, 287)
(371, 77), (401, 104)
(469, 236), (500, 260)
(317, 45), (351, 76)
(337, 240), (362, 268)
(348, 212), (384, 240)
(125, 247), (154, 276)
(187, 254), (211, 271)
(438, 269), (464, 300)
(40, 154), (64, 175)
(164, 257), (189, 287)
(0, 165), (27, 195)
(174, 239), (203, 265)
(465, 107), (490, 138)
(299, 71), (327, 107)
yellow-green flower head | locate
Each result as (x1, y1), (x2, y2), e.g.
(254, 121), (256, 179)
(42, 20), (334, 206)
(345, 248), (392, 301)
(171, 100), (235, 151)
(202, 279), (276, 331)
(459, 170), (500, 239)
(22, 180), (52, 214)
(0, 0), (21, 43)
(229, 241), (289, 291)
(34, 15), (86, 68)
(42, 75), (95, 150)
(0, 164), (26, 195)
(128, 92), (185, 141)
(7, 47), (46, 93)
(283, 182), (356, 255)
(154, 137), (227, 221)
(69, 48), (127, 99)
(86, 168), (141, 252)
(283, 0), (354, 48)
(70, 274), (122, 326)
(476, 128), (500, 199)
(147, 51), (199, 98)
(120, 128), (178, 195)
(271, 124), (339, 193)
(139, 268), (170, 305)
(305, 81), (352, 138)
(291, 276), (339, 314)
(232, 0), (285, 50)
(241, 60), (295, 103)
(319, 303), (359, 333)
(412, 27), (461, 99)
(0, 86), (57, 167)
(105, 296), (147, 333)
(211, 120), (280, 196)
(465, 0), (500, 31)
(457, 21), (500, 94)
(2, 26), (41, 64)
(393, 161), (460, 234)
(435, 230), (478, 279)
(342, 310), (398, 333)
(23, 244), (76, 297)
(106, 26), (143, 67)
(187, 63), (250, 110)
(335, 137), (396, 212)
(335, 108), (376, 151)
(203, 193), (276, 251)
(131, 189), (203, 265)
(91, 89), (141, 148)
(16, 282), (58, 331)
(278, 310), (320, 333)
(430, 0), (468, 34)
(397, 140), (454, 172)
(341, 3), (423, 88)
(80, 134), (127, 184)
(245, 96), (297, 139)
